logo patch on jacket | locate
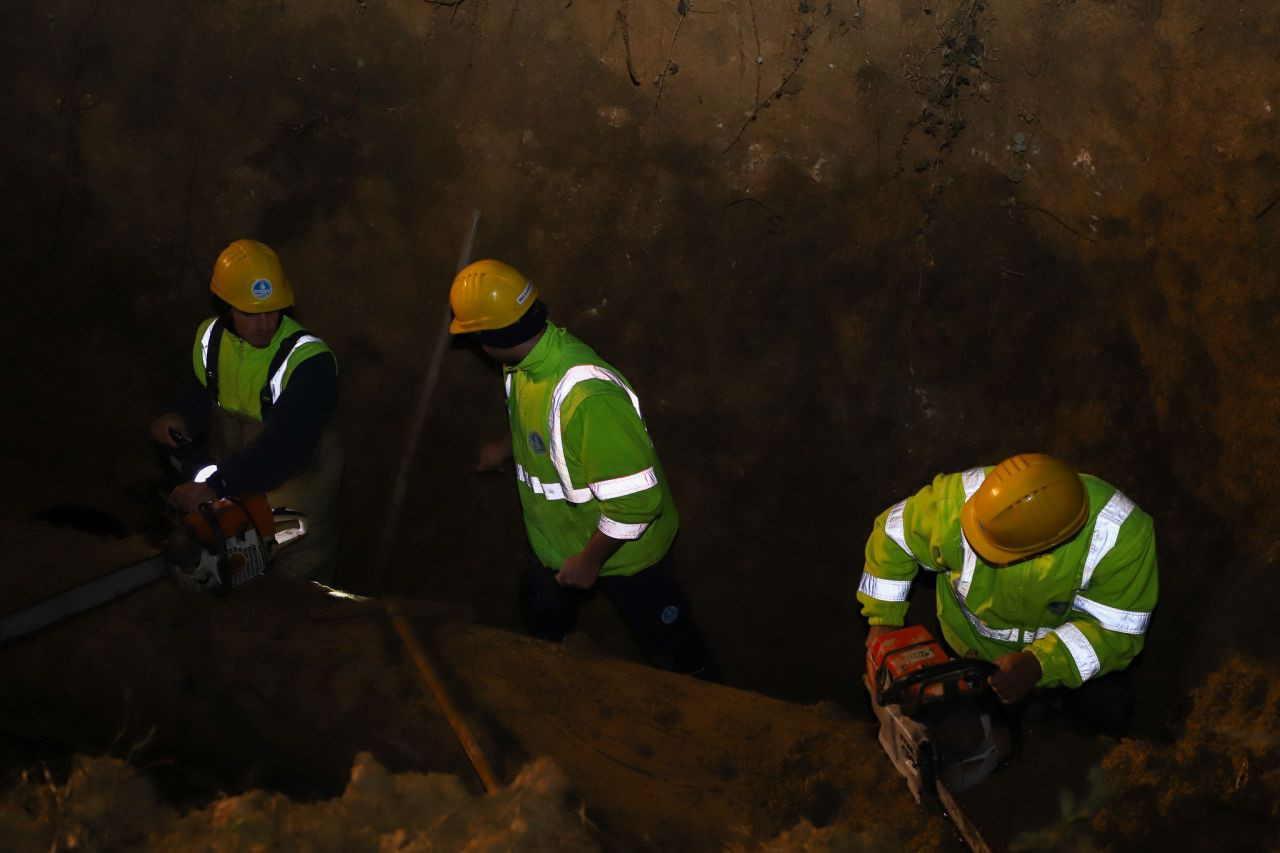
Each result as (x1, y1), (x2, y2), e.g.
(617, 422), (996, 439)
(528, 431), (546, 453)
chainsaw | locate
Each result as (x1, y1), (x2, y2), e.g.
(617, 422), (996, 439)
(865, 626), (1010, 850)
(0, 494), (307, 644)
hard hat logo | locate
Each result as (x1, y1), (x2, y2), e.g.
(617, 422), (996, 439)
(516, 281), (533, 305)
(210, 240), (294, 313)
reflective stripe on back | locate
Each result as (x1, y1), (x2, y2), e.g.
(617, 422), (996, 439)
(548, 365), (643, 505)
(1081, 491), (1136, 589)
(961, 467), (986, 500)
(1071, 594), (1151, 635)
(516, 462), (565, 501)
(956, 467), (986, 603)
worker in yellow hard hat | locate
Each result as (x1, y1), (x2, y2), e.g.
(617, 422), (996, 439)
(149, 239), (344, 583)
(450, 259), (714, 677)
(858, 454), (1158, 735)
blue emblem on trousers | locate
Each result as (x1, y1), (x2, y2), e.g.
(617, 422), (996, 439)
(661, 605), (679, 625)
(529, 431), (546, 453)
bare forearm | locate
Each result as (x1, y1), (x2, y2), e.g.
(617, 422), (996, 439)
(581, 528), (625, 565)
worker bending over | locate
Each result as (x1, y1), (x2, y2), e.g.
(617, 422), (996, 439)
(858, 454), (1157, 735)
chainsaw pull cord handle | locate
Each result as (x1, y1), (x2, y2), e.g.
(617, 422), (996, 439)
(270, 506), (309, 549)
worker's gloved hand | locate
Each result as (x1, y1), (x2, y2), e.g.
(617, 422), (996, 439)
(988, 651), (1042, 704)
(150, 413), (189, 448)
(555, 551), (602, 589)
(169, 482), (218, 513)
(475, 436), (513, 473)
(865, 624), (898, 648)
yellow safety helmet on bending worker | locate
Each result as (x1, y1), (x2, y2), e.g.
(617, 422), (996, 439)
(961, 453), (1090, 564)
(211, 239), (294, 313)
(449, 260), (538, 333)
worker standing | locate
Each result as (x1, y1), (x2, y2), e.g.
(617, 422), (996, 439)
(450, 260), (712, 677)
(858, 454), (1157, 735)
(149, 239), (343, 583)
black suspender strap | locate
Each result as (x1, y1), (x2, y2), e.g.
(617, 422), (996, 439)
(259, 329), (310, 416)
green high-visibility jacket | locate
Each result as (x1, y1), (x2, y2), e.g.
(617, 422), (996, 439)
(858, 468), (1158, 689)
(503, 323), (677, 577)
(191, 314), (334, 420)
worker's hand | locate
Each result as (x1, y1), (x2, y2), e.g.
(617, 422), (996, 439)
(149, 413), (189, 448)
(475, 436), (513, 473)
(988, 651), (1043, 704)
(169, 482), (218, 513)
(556, 551), (602, 589)
(865, 624), (898, 648)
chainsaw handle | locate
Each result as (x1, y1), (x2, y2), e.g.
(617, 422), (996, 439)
(879, 657), (999, 713)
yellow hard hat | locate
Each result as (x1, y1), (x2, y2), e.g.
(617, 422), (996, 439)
(961, 454), (1090, 564)
(210, 239), (294, 313)
(449, 260), (538, 334)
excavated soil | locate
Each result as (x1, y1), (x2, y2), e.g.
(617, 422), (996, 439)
(2, 0), (1279, 848)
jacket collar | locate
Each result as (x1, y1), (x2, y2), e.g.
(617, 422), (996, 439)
(505, 322), (562, 376)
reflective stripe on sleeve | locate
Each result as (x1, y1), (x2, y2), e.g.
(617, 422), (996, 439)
(548, 365), (645, 505)
(193, 464), (219, 484)
(590, 468), (658, 501)
(598, 515), (648, 540)
(504, 373), (512, 399)
(858, 573), (913, 602)
(1050, 622), (1101, 682)
(1081, 491), (1136, 589)
(1071, 594), (1151, 635)
(269, 335), (323, 404)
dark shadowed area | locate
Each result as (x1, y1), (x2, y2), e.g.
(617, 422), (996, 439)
(1, 0), (1277, 848)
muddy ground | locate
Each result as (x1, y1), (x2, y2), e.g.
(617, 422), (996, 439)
(1, 0), (1278, 848)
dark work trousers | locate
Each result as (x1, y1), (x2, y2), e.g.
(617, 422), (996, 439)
(518, 548), (714, 678)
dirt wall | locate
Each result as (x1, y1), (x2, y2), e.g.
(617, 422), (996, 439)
(2, 0), (1277, 726)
